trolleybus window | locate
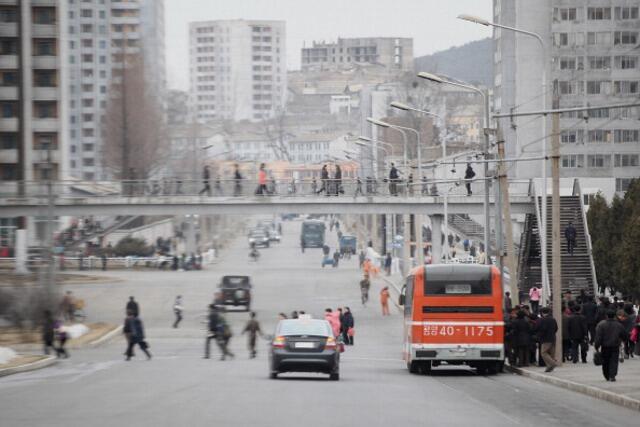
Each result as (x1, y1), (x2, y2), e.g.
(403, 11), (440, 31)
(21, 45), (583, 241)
(424, 270), (492, 296)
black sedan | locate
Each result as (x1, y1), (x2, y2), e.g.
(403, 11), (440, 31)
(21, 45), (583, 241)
(269, 318), (340, 380)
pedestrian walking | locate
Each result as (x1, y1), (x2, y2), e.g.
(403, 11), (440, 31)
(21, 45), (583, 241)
(199, 165), (211, 196)
(233, 163), (243, 196)
(214, 175), (223, 196)
(582, 295), (598, 345)
(568, 305), (588, 363)
(54, 319), (69, 358)
(421, 176), (428, 195)
(464, 163), (475, 196)
(621, 304), (637, 359)
(342, 307), (354, 345)
(126, 296), (139, 317)
(360, 273), (370, 306)
(389, 163), (399, 196)
(101, 252), (107, 271)
(123, 310), (152, 361)
(242, 311), (263, 359)
(537, 307), (559, 372)
(216, 308), (235, 360)
(324, 308), (341, 338)
(380, 287), (391, 316)
(354, 177), (363, 196)
(204, 304), (219, 359)
(407, 173), (414, 196)
(384, 253), (392, 276)
(334, 165), (343, 196)
(42, 310), (56, 356)
(504, 292), (513, 314)
(173, 295), (183, 328)
(595, 309), (628, 381)
(564, 221), (577, 255)
(528, 286), (541, 315)
(256, 163), (268, 195)
(317, 165), (329, 195)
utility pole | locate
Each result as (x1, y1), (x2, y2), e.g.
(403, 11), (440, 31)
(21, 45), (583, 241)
(496, 126), (519, 305)
(551, 89), (563, 364)
(482, 91), (492, 264)
(43, 143), (56, 299)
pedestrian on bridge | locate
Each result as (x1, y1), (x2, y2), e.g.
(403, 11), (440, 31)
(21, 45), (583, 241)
(389, 163), (399, 196)
(233, 163), (243, 197)
(256, 163), (268, 195)
(464, 164), (475, 196)
(199, 166), (211, 196)
(334, 165), (343, 195)
(242, 311), (263, 359)
(528, 286), (541, 316)
(316, 165), (329, 195)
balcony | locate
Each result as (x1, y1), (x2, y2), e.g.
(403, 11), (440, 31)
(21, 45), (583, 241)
(0, 118), (18, 132)
(31, 0), (57, 5)
(0, 55), (18, 69)
(32, 55), (58, 69)
(32, 24), (57, 38)
(0, 149), (17, 163)
(32, 87), (58, 100)
(0, 86), (18, 100)
(0, 23), (17, 37)
(32, 149), (60, 164)
(32, 118), (59, 132)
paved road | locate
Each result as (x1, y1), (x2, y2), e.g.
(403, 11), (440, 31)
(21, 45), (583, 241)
(0, 218), (637, 427)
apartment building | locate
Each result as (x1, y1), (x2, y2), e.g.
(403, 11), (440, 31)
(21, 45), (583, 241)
(189, 19), (287, 123)
(66, 0), (165, 180)
(301, 37), (413, 72)
(493, 0), (640, 198)
(0, 0), (69, 245)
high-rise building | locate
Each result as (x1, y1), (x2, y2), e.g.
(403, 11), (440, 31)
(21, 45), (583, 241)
(493, 0), (640, 198)
(0, 0), (69, 245)
(66, 0), (165, 180)
(189, 19), (287, 123)
(301, 37), (414, 72)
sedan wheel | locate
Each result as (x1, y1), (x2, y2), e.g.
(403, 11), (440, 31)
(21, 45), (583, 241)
(329, 372), (339, 381)
(270, 372), (278, 379)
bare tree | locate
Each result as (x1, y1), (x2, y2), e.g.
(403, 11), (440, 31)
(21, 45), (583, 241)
(260, 107), (291, 162)
(103, 53), (167, 180)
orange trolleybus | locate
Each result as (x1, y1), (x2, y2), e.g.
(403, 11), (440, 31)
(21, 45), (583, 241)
(399, 264), (505, 375)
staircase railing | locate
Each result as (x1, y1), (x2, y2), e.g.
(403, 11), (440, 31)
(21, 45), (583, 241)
(532, 183), (550, 303)
(572, 179), (599, 295)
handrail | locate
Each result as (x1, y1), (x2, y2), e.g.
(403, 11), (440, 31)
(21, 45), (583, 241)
(573, 179), (599, 295)
(532, 184), (550, 303)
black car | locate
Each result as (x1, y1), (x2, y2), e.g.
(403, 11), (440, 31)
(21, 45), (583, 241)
(269, 318), (340, 380)
(218, 276), (252, 311)
(248, 229), (270, 248)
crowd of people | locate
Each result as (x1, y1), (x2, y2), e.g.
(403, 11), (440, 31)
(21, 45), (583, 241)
(506, 291), (639, 382)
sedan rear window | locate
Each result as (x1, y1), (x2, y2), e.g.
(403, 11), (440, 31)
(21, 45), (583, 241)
(277, 320), (331, 337)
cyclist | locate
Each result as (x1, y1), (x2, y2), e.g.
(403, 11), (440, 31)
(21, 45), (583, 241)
(359, 273), (371, 306)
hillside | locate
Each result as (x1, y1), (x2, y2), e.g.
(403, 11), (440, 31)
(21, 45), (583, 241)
(414, 38), (493, 86)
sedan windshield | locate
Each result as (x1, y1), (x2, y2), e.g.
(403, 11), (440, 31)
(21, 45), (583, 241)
(277, 320), (331, 337)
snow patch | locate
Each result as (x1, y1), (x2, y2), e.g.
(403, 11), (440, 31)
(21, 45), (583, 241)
(0, 347), (17, 365)
(63, 324), (90, 339)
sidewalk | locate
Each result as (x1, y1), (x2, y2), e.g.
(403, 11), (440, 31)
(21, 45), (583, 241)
(509, 354), (640, 411)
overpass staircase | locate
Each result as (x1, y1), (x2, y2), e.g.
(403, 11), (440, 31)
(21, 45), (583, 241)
(517, 181), (598, 301)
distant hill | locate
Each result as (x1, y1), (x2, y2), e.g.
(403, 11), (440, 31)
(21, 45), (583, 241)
(414, 38), (493, 87)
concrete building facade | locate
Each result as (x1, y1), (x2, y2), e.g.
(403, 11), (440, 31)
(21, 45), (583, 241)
(0, 0), (69, 247)
(189, 19), (287, 123)
(66, 0), (166, 180)
(493, 0), (640, 200)
(301, 37), (413, 72)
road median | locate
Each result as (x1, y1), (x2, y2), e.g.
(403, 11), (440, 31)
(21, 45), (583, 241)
(0, 355), (57, 378)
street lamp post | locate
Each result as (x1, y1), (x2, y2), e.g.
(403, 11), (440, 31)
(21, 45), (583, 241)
(416, 73), (492, 265)
(458, 13), (549, 301)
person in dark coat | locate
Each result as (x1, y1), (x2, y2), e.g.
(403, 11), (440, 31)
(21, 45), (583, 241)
(126, 296), (139, 317)
(581, 296), (598, 345)
(512, 310), (531, 367)
(595, 310), (628, 381)
(564, 221), (577, 255)
(342, 307), (354, 345)
(464, 163), (475, 196)
(334, 165), (343, 195)
(561, 306), (571, 362)
(204, 304), (219, 359)
(537, 307), (559, 372)
(242, 311), (263, 359)
(123, 310), (151, 361)
(389, 163), (399, 196)
(317, 165), (329, 195)
(233, 163), (243, 196)
(567, 305), (589, 363)
(42, 310), (56, 355)
(199, 165), (211, 196)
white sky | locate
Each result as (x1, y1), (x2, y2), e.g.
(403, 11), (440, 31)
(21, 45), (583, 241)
(165, 0), (493, 91)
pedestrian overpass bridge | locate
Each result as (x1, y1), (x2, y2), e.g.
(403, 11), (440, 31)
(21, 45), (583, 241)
(0, 179), (535, 217)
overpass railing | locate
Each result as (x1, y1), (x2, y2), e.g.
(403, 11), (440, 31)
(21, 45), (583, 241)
(0, 178), (533, 200)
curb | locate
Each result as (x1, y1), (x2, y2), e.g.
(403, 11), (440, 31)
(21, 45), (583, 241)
(88, 325), (123, 348)
(0, 355), (57, 378)
(506, 365), (640, 412)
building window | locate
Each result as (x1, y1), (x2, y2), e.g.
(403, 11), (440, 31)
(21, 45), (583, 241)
(561, 155), (583, 168)
(34, 101), (57, 118)
(614, 80), (639, 94)
(614, 154), (639, 167)
(586, 80), (610, 95)
(614, 129), (640, 143)
(587, 32), (611, 46)
(587, 7), (611, 20)
(616, 178), (634, 192)
(0, 70), (17, 86)
(0, 132), (17, 149)
(0, 38), (18, 55)
(1, 101), (18, 118)
(588, 56), (610, 70)
(614, 31), (638, 45)
(34, 70), (57, 87)
(557, 8), (577, 21)
(615, 7), (639, 20)
(615, 55), (637, 69)
(33, 133), (57, 150)
(0, 7), (18, 23)
(560, 130), (582, 143)
(588, 129), (612, 143)
(32, 7), (56, 25)
(587, 154), (610, 168)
